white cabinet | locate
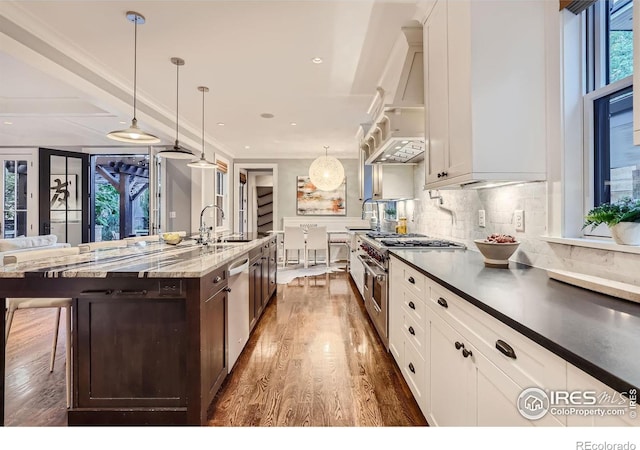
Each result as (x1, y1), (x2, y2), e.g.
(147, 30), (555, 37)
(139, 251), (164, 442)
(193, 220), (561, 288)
(423, 0), (547, 189)
(566, 364), (637, 427)
(371, 164), (415, 200)
(348, 233), (365, 298)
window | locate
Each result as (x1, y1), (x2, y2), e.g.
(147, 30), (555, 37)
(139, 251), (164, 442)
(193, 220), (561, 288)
(215, 157), (229, 230)
(584, 0), (638, 237)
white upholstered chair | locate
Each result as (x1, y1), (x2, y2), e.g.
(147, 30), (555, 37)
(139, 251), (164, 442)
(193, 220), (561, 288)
(282, 226), (306, 267)
(78, 239), (128, 253)
(3, 246), (80, 408)
(305, 226), (328, 267)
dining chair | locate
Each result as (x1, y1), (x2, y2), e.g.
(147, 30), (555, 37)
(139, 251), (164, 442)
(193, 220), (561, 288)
(283, 226), (306, 267)
(306, 226), (328, 267)
(3, 246), (80, 408)
(77, 239), (128, 253)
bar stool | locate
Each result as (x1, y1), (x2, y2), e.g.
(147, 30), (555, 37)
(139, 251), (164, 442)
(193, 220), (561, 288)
(306, 226), (328, 267)
(283, 226), (306, 267)
(3, 246), (80, 408)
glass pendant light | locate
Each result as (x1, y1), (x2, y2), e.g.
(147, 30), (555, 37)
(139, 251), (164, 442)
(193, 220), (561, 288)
(309, 145), (345, 191)
(157, 57), (195, 159)
(107, 11), (160, 144)
(188, 86), (218, 169)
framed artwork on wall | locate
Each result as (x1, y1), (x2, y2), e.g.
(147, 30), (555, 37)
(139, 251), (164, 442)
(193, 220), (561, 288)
(296, 176), (346, 216)
(50, 174), (77, 210)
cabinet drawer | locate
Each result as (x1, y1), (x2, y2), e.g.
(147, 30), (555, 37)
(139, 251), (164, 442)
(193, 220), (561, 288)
(400, 287), (427, 327)
(427, 280), (566, 392)
(202, 265), (228, 298)
(399, 264), (427, 299)
(402, 310), (427, 358)
(403, 339), (427, 412)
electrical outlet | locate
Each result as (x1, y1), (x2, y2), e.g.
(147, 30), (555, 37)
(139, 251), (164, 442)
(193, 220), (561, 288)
(514, 210), (524, 231)
(169, 211), (177, 219)
(478, 210), (486, 228)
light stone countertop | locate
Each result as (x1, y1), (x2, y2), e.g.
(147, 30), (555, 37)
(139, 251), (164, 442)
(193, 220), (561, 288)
(0, 236), (272, 279)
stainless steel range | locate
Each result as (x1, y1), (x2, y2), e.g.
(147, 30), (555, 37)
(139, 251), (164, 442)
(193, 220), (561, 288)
(356, 231), (465, 349)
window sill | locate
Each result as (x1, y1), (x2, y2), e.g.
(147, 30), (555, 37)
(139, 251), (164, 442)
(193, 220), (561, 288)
(540, 236), (640, 255)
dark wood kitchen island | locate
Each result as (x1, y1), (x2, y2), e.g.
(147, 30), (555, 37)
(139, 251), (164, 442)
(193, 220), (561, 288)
(0, 235), (276, 426)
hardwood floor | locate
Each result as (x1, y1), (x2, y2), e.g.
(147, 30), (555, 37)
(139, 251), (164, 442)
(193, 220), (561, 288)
(208, 271), (427, 426)
(3, 271), (427, 427)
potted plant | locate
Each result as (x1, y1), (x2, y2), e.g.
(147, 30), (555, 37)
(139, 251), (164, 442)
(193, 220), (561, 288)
(583, 197), (640, 245)
(384, 207), (397, 220)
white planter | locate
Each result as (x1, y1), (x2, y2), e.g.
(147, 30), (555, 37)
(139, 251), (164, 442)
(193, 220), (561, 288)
(610, 222), (640, 246)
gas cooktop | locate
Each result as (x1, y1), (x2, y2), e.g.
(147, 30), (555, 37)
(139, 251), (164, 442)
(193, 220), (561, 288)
(365, 231), (427, 239)
(379, 239), (466, 249)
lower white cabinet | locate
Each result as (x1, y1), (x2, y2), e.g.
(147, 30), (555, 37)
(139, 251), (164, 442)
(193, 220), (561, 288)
(388, 256), (636, 427)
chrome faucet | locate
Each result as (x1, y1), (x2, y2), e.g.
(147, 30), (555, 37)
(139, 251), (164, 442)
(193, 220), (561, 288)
(198, 204), (225, 244)
(361, 198), (380, 231)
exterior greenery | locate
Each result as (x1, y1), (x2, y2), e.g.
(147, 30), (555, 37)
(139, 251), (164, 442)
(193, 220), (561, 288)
(95, 183), (120, 240)
(609, 30), (633, 83)
(583, 196), (640, 229)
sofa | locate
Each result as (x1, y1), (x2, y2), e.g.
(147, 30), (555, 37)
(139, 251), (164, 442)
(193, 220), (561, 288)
(0, 234), (71, 264)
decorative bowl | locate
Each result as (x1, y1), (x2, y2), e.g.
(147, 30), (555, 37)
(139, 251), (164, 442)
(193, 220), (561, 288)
(473, 239), (520, 268)
(162, 233), (183, 245)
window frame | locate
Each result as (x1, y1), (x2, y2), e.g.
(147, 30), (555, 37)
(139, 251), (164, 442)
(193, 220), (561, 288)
(214, 155), (229, 232)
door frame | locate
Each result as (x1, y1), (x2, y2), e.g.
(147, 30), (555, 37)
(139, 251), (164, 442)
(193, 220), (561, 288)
(0, 150), (37, 238)
(38, 148), (90, 243)
(233, 163), (278, 233)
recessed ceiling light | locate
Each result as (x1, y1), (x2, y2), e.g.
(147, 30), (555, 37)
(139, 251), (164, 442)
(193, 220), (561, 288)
(290, 122), (297, 126)
(395, 146), (402, 150)
(311, 57), (323, 64)
(244, 145), (250, 149)
(260, 113), (275, 119)
(385, 154), (391, 157)
(119, 121), (127, 125)
(380, 158), (387, 161)
(3, 121), (13, 125)
(217, 122), (225, 126)
(401, 140), (409, 144)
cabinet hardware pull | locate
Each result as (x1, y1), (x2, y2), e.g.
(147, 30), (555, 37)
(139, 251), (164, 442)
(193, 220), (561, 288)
(408, 301), (416, 310)
(80, 289), (112, 296)
(213, 276), (222, 284)
(408, 326), (415, 336)
(114, 289), (148, 296)
(462, 348), (473, 358)
(496, 339), (517, 359)
(455, 341), (464, 350)
(408, 363), (415, 374)
(407, 276), (415, 284)
(223, 287), (231, 293)
(442, 172), (448, 177)
(437, 172), (442, 178)
(437, 297), (448, 308)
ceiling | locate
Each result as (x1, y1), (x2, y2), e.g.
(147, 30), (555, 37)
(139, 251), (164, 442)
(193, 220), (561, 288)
(0, 1), (421, 159)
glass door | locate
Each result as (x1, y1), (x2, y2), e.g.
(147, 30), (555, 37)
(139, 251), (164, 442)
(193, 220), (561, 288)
(39, 148), (89, 245)
(1, 156), (35, 238)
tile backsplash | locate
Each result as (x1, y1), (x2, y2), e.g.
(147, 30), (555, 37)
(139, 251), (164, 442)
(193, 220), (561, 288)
(400, 162), (640, 285)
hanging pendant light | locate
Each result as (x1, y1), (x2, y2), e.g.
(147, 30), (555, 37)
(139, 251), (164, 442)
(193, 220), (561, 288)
(107, 11), (160, 144)
(188, 86), (218, 169)
(157, 57), (195, 159)
(308, 145), (345, 191)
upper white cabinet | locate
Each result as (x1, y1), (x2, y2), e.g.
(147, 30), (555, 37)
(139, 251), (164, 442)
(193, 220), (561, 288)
(634, 1), (640, 145)
(371, 164), (415, 200)
(424, 0), (547, 189)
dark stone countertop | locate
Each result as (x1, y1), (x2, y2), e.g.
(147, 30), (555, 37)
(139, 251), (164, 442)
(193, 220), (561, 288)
(389, 248), (640, 394)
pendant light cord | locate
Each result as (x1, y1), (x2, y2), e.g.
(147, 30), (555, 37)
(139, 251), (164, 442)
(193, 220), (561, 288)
(202, 89), (205, 158)
(133, 15), (138, 121)
(175, 62), (179, 144)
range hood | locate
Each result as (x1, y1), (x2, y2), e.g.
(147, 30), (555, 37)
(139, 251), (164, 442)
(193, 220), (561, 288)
(363, 23), (425, 165)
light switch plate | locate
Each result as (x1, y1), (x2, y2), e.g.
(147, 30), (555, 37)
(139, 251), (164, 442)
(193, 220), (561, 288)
(478, 210), (486, 228)
(169, 211), (177, 219)
(514, 210), (524, 231)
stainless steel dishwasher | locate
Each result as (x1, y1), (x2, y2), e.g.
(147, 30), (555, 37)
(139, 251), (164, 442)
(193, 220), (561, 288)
(227, 256), (250, 372)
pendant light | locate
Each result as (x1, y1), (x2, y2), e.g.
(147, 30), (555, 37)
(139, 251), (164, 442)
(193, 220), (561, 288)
(157, 57), (195, 159)
(309, 145), (345, 191)
(107, 11), (160, 144)
(188, 86), (218, 169)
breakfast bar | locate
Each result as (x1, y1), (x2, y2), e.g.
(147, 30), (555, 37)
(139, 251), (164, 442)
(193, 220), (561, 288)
(0, 235), (275, 426)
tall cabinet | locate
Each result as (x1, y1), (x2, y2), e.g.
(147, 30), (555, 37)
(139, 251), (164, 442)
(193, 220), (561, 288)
(423, 0), (547, 189)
